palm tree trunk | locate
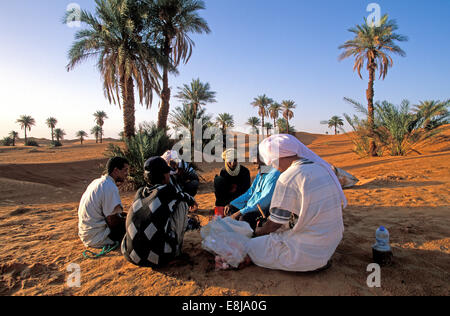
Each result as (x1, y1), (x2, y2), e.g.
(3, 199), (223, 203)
(190, 103), (199, 162)
(121, 74), (136, 139)
(51, 128), (54, 142)
(157, 41), (172, 131)
(367, 62), (377, 157)
(261, 115), (265, 139)
(24, 129), (27, 144)
(286, 119), (290, 134)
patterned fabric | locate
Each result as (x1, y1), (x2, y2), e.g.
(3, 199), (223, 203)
(122, 184), (195, 268)
(178, 160), (199, 181)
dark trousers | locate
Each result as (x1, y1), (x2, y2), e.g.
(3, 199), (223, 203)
(183, 180), (199, 197)
(214, 176), (241, 207)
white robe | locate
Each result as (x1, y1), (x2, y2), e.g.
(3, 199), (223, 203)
(248, 160), (344, 272)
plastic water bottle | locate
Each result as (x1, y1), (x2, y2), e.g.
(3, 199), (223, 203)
(372, 226), (393, 266)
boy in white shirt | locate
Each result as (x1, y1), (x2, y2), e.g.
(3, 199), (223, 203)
(78, 157), (129, 249)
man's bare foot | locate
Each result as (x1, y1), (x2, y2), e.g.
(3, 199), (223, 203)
(237, 256), (253, 270)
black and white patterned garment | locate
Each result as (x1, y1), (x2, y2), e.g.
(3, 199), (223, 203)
(121, 184), (195, 268)
(177, 160), (199, 181)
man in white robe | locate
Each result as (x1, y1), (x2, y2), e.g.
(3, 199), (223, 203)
(246, 135), (345, 272)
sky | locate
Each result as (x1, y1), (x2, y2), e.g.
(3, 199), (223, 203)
(0, 0), (449, 140)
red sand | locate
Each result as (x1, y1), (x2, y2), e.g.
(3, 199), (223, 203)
(0, 130), (449, 296)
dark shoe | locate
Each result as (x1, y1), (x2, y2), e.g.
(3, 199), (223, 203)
(186, 216), (201, 231)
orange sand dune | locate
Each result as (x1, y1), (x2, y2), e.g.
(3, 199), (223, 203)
(0, 129), (449, 296)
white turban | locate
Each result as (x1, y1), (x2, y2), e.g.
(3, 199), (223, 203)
(222, 148), (238, 163)
(259, 134), (348, 208)
(161, 150), (181, 165)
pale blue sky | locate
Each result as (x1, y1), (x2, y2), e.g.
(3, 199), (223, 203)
(0, 0), (449, 139)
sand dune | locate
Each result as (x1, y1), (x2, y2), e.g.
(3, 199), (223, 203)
(0, 130), (449, 296)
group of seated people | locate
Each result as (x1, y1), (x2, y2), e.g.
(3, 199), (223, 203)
(78, 134), (346, 272)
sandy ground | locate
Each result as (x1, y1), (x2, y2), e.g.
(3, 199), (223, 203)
(0, 130), (449, 296)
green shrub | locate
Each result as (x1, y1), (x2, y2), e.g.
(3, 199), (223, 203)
(1, 137), (13, 146)
(106, 122), (172, 189)
(25, 140), (39, 147)
(50, 140), (63, 147)
(344, 98), (447, 157)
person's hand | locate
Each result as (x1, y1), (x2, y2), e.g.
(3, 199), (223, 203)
(190, 201), (199, 212)
(230, 211), (242, 221)
(223, 205), (232, 217)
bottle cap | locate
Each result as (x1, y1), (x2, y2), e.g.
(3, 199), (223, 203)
(379, 226), (385, 231)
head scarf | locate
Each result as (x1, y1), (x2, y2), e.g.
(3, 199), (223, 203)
(161, 150), (181, 175)
(222, 149), (241, 176)
(161, 150), (181, 164)
(259, 134), (348, 208)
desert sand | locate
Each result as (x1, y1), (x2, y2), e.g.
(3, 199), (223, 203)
(0, 130), (449, 296)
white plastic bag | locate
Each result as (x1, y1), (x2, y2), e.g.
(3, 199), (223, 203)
(201, 217), (253, 268)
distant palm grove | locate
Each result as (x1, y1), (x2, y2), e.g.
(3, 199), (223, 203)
(2, 2), (448, 163)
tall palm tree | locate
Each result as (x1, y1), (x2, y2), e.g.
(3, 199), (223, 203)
(321, 116), (345, 135)
(148, 0), (211, 130)
(247, 117), (261, 135)
(54, 129), (66, 143)
(264, 122), (273, 136)
(16, 115), (36, 144)
(169, 104), (212, 157)
(65, 0), (161, 139)
(413, 100), (450, 130)
(91, 126), (103, 144)
(269, 102), (282, 129)
(93, 111), (109, 143)
(46, 117), (58, 142)
(76, 131), (89, 145)
(339, 14), (407, 156)
(216, 113), (235, 149)
(175, 78), (216, 160)
(251, 95), (273, 138)
(9, 131), (19, 147)
(281, 100), (296, 134)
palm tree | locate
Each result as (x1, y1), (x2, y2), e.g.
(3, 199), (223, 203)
(9, 131), (19, 147)
(339, 14), (408, 156)
(281, 100), (296, 134)
(269, 102), (282, 129)
(93, 111), (109, 143)
(46, 117), (58, 142)
(247, 117), (261, 135)
(321, 116), (345, 135)
(91, 126), (103, 144)
(176, 79), (217, 118)
(148, 0), (211, 130)
(65, 0), (161, 139)
(277, 118), (296, 135)
(216, 113), (235, 149)
(16, 115), (36, 144)
(76, 131), (89, 145)
(169, 104), (213, 157)
(413, 100), (450, 130)
(251, 95), (273, 138)
(175, 78), (217, 160)
(54, 129), (66, 143)
(264, 122), (273, 136)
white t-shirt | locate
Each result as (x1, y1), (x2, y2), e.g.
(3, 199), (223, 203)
(248, 159), (344, 272)
(78, 175), (122, 248)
